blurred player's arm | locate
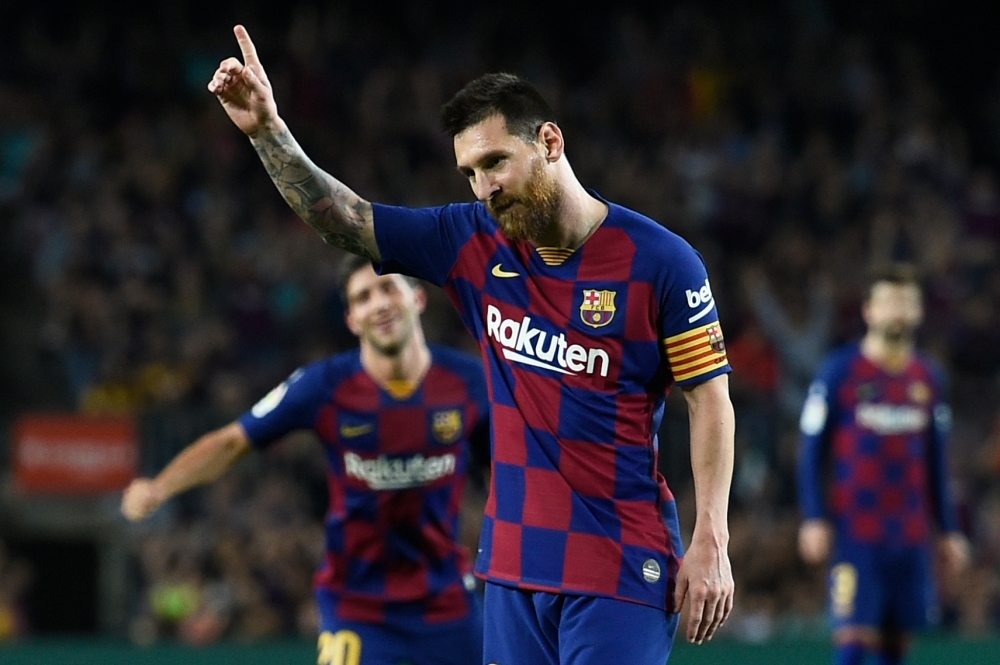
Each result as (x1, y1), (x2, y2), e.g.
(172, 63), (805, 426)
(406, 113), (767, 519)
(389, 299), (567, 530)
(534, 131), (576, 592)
(120, 422), (252, 522)
(208, 25), (379, 262)
(675, 373), (735, 645)
(926, 371), (970, 575)
(797, 365), (837, 564)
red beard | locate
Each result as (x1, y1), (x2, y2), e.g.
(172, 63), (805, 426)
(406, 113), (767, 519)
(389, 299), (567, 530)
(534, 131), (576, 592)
(487, 159), (561, 243)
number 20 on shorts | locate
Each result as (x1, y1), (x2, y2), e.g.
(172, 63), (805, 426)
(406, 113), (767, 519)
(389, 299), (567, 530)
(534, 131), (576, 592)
(318, 630), (362, 665)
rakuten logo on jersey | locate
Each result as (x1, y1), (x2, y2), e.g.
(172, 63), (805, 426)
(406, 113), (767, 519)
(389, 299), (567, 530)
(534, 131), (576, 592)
(344, 452), (456, 490)
(855, 404), (928, 435)
(486, 304), (610, 377)
(686, 278), (715, 323)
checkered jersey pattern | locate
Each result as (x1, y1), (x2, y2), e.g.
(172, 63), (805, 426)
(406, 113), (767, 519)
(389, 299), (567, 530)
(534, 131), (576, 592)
(374, 194), (730, 610)
(798, 344), (959, 548)
(238, 345), (488, 624)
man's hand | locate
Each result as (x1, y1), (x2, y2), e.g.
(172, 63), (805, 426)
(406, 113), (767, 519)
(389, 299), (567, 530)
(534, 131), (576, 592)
(798, 518), (833, 564)
(938, 532), (970, 578)
(121, 478), (165, 522)
(208, 25), (280, 137)
(674, 532), (734, 644)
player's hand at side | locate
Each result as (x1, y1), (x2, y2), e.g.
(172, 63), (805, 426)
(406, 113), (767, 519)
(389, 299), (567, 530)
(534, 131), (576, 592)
(798, 519), (833, 564)
(673, 532), (734, 645)
(938, 531), (970, 578)
(207, 25), (280, 137)
(120, 478), (166, 522)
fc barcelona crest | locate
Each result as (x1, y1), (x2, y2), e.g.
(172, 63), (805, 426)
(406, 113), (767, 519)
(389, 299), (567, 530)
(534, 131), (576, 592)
(432, 409), (463, 444)
(706, 325), (726, 353)
(580, 289), (617, 328)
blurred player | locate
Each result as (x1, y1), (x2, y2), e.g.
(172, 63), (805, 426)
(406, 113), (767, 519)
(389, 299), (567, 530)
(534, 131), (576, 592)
(797, 263), (969, 665)
(122, 255), (490, 665)
(207, 26), (735, 664)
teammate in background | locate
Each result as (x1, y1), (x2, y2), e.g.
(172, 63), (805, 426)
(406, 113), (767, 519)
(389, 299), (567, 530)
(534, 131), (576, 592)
(122, 255), (490, 665)
(797, 263), (969, 665)
(207, 26), (735, 664)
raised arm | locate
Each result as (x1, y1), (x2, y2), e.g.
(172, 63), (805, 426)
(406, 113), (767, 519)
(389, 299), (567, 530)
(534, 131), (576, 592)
(120, 422), (252, 521)
(208, 25), (379, 262)
(674, 373), (736, 644)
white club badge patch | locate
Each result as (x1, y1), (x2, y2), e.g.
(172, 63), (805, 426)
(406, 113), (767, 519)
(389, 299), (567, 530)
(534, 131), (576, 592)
(642, 559), (661, 583)
(251, 381), (289, 418)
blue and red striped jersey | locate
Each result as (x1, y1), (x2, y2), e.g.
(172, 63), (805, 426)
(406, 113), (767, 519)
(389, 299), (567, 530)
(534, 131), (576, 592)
(372, 193), (730, 611)
(238, 345), (489, 623)
(797, 343), (959, 547)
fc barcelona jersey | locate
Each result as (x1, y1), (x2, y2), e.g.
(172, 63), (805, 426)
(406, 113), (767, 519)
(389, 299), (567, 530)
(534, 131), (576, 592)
(372, 192), (730, 611)
(238, 345), (489, 623)
(797, 343), (959, 548)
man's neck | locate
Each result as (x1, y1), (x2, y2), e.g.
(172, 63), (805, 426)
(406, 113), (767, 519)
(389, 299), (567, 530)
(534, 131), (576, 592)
(360, 335), (431, 388)
(860, 333), (914, 372)
(536, 175), (607, 250)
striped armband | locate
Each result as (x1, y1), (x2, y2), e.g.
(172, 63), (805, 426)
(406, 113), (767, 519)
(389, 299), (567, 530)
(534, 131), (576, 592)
(663, 322), (728, 383)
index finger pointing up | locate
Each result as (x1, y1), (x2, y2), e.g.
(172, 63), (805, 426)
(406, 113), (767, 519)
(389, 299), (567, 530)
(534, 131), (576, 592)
(233, 25), (260, 66)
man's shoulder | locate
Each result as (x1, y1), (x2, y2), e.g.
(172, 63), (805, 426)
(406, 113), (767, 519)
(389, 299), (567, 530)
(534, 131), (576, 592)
(912, 350), (949, 387)
(303, 349), (363, 387)
(605, 202), (712, 288)
(374, 200), (492, 226)
(607, 201), (693, 252)
(818, 343), (862, 377)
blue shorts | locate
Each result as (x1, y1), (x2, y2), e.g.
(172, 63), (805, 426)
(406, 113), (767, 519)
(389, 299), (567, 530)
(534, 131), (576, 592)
(482, 582), (678, 665)
(316, 588), (483, 665)
(828, 544), (937, 631)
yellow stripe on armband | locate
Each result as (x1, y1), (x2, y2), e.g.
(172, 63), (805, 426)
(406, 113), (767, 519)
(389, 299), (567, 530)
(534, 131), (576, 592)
(663, 322), (728, 382)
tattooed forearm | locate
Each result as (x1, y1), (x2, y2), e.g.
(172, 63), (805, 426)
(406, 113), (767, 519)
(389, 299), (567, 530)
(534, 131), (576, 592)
(250, 127), (379, 261)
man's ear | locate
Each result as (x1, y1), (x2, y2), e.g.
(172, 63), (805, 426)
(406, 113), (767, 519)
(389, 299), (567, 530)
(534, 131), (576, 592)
(538, 122), (564, 162)
(345, 308), (361, 337)
(860, 300), (872, 327)
(413, 284), (428, 315)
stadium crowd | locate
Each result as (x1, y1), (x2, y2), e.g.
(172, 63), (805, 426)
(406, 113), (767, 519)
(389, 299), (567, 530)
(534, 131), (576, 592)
(2, 0), (1000, 643)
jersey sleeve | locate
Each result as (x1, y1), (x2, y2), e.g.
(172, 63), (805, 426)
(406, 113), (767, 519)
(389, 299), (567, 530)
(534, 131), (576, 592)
(237, 364), (327, 450)
(796, 354), (843, 521)
(372, 203), (479, 287)
(659, 244), (730, 387)
(926, 362), (960, 533)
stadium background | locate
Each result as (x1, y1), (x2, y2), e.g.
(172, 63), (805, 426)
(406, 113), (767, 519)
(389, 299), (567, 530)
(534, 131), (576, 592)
(1, 0), (1000, 661)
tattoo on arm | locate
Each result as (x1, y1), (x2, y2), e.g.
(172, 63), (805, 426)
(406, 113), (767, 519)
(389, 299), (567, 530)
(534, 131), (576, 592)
(251, 128), (379, 261)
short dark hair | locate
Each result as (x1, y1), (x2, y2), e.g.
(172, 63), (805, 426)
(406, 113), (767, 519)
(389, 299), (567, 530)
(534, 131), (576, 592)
(336, 254), (418, 305)
(337, 254), (377, 304)
(865, 262), (922, 299)
(440, 72), (556, 142)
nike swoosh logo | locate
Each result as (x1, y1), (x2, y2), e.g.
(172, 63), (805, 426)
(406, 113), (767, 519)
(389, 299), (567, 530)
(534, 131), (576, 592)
(491, 264), (520, 278)
(340, 423), (374, 438)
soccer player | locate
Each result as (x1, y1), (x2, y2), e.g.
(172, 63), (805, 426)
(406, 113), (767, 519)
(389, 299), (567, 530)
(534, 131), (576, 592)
(207, 25), (735, 664)
(797, 263), (969, 665)
(121, 255), (490, 665)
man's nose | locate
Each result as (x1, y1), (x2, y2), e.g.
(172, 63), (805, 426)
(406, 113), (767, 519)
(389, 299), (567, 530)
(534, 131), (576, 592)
(472, 172), (499, 202)
(369, 288), (392, 310)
